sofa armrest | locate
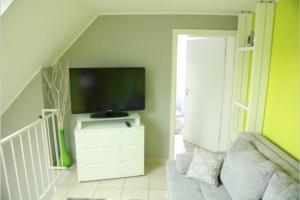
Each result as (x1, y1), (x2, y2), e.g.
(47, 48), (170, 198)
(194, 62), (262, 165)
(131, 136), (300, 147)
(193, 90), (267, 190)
(175, 152), (194, 174)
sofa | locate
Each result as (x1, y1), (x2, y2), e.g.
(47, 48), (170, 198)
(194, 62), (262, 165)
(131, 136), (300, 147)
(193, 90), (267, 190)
(166, 133), (300, 200)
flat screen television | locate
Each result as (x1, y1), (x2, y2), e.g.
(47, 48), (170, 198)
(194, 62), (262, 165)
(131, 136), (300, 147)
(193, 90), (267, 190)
(69, 67), (145, 118)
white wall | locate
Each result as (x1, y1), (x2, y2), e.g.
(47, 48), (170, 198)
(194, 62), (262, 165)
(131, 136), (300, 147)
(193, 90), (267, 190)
(0, 0), (97, 115)
(1, 72), (44, 138)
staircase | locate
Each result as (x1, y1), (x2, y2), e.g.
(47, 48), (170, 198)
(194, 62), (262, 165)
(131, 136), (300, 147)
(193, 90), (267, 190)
(1, 109), (66, 200)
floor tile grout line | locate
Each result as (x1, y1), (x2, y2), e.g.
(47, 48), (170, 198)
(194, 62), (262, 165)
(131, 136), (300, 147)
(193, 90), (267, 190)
(91, 184), (98, 198)
(120, 177), (125, 199)
(60, 170), (78, 199)
(62, 184), (75, 200)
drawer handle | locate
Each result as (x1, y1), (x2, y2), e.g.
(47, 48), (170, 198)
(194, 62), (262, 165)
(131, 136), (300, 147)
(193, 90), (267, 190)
(120, 160), (136, 164)
(87, 160), (136, 166)
(85, 147), (103, 151)
(83, 145), (139, 151)
(120, 144), (142, 149)
(87, 163), (104, 167)
(120, 145), (140, 148)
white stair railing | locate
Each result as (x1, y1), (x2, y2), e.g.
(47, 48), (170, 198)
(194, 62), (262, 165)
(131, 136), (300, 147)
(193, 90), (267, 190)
(1, 109), (66, 200)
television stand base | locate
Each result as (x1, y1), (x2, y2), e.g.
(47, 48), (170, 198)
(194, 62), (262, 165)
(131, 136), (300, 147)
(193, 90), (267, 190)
(90, 111), (129, 118)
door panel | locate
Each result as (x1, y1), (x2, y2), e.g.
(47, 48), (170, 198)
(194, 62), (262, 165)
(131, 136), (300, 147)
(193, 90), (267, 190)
(183, 38), (226, 151)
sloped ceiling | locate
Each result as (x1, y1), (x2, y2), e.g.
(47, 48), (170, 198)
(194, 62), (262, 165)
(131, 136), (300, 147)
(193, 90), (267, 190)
(86, 0), (256, 15)
(0, 0), (256, 115)
(0, 0), (97, 115)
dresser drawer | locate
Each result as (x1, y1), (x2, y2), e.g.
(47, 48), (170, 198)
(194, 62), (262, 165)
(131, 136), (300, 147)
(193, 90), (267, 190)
(77, 145), (144, 164)
(77, 160), (144, 182)
(75, 128), (144, 149)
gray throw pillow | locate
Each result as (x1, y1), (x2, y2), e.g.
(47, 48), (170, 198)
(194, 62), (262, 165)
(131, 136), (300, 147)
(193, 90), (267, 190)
(221, 149), (277, 200)
(175, 152), (194, 174)
(263, 171), (300, 200)
(186, 148), (225, 186)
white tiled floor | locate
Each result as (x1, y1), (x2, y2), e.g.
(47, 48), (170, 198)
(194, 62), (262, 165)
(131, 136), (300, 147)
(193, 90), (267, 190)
(51, 160), (168, 200)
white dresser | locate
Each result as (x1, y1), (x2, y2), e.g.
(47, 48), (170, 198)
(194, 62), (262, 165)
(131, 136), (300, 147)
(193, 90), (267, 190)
(75, 113), (145, 182)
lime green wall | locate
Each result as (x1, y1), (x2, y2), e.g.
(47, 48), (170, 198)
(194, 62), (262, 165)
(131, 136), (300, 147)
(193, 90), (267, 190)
(263, 0), (300, 160)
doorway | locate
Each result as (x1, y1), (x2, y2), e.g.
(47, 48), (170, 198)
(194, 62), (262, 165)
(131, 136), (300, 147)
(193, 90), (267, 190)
(170, 30), (236, 159)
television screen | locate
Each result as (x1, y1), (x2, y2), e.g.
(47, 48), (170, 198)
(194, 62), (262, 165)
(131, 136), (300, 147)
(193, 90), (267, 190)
(69, 68), (145, 114)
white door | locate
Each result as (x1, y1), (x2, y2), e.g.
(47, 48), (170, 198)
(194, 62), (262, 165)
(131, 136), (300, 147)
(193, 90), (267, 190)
(183, 37), (232, 151)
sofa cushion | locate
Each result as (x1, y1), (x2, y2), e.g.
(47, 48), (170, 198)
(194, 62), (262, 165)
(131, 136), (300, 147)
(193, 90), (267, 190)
(199, 182), (232, 200)
(221, 149), (277, 200)
(229, 136), (256, 152)
(176, 152), (194, 174)
(263, 171), (300, 200)
(186, 149), (225, 185)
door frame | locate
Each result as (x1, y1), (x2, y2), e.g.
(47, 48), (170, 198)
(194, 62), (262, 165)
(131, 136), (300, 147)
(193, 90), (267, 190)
(169, 29), (237, 159)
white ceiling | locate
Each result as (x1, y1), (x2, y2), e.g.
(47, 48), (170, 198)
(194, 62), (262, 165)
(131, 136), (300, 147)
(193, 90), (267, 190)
(86, 0), (256, 15)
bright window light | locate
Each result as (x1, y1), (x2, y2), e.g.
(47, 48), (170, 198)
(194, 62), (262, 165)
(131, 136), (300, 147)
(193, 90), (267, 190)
(1, 0), (13, 15)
